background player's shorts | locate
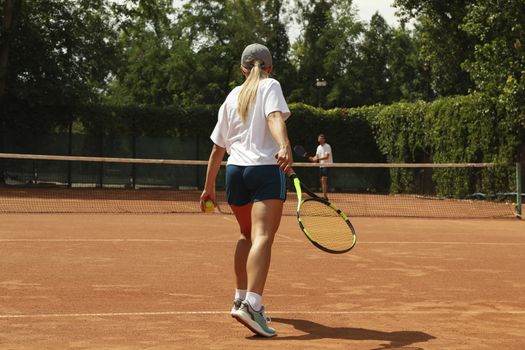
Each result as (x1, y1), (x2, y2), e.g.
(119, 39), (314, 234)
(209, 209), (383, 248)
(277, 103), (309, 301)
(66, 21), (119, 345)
(225, 165), (287, 206)
(320, 167), (330, 177)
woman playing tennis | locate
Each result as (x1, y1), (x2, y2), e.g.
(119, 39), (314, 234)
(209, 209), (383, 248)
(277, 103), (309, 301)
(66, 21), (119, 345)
(200, 43), (292, 337)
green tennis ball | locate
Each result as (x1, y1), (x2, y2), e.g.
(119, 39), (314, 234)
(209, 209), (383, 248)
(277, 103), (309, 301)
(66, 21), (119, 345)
(205, 200), (214, 212)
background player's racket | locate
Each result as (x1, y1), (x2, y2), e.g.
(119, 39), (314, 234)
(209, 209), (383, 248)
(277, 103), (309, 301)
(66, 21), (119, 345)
(293, 145), (310, 159)
(287, 168), (356, 254)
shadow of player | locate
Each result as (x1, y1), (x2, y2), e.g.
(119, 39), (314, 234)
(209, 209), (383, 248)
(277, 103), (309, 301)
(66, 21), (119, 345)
(262, 317), (435, 349)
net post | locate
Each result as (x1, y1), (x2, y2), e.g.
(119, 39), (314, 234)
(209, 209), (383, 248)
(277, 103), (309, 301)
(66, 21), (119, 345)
(97, 125), (104, 188)
(0, 108), (4, 185)
(131, 114), (136, 189)
(516, 162), (522, 218)
(195, 133), (201, 189)
(67, 119), (72, 188)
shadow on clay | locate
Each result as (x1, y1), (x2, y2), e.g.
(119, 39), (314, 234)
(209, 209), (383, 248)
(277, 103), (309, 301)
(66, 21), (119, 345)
(249, 317), (435, 349)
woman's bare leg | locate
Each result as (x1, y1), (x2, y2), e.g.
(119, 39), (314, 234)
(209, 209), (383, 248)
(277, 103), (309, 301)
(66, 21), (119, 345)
(246, 199), (283, 295)
(231, 203), (253, 289)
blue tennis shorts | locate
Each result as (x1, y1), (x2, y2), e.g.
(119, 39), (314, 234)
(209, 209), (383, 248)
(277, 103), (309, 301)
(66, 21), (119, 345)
(320, 167), (330, 177)
(225, 164), (287, 206)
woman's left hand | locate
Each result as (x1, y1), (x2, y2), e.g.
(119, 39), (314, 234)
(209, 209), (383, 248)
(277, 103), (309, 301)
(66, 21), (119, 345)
(199, 189), (216, 212)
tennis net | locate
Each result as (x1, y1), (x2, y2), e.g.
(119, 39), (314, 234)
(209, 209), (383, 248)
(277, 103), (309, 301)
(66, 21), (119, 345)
(0, 153), (521, 218)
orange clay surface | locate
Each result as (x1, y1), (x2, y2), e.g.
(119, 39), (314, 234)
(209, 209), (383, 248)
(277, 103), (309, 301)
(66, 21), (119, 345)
(1, 213), (524, 349)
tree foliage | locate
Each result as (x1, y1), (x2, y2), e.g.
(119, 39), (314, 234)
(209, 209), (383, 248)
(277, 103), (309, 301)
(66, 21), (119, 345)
(461, 0), (525, 160)
(2, 0), (523, 110)
(1, 0), (524, 171)
(107, 0), (295, 107)
(1, 0), (120, 106)
(355, 13), (392, 105)
(290, 0), (363, 107)
(394, 0), (475, 96)
(461, 0), (525, 97)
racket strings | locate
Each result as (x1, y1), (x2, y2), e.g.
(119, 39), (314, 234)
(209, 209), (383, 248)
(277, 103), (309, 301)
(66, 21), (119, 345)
(299, 200), (355, 251)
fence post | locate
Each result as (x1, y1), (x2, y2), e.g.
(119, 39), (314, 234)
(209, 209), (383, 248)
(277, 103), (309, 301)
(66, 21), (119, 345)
(67, 118), (72, 187)
(131, 114), (136, 189)
(0, 107), (4, 184)
(195, 133), (201, 189)
(98, 124), (104, 188)
(516, 162), (522, 218)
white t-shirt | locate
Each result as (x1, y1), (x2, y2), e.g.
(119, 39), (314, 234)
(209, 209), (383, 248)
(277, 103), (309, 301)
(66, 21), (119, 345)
(316, 143), (333, 167)
(210, 78), (291, 166)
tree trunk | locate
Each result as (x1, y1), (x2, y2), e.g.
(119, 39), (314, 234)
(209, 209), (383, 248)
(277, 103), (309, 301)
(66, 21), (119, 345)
(0, 0), (19, 183)
(0, 0), (17, 97)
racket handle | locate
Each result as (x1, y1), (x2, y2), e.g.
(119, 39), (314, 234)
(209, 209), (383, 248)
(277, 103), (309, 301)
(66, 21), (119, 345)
(286, 168), (297, 177)
(274, 153), (295, 176)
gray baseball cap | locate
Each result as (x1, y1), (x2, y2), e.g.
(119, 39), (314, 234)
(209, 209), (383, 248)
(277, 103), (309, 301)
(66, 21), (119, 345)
(241, 43), (273, 69)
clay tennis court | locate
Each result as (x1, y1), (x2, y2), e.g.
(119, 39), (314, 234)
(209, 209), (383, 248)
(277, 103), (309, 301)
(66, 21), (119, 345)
(1, 213), (524, 349)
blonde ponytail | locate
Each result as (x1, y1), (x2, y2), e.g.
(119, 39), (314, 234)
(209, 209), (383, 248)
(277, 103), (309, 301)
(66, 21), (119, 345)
(237, 61), (269, 122)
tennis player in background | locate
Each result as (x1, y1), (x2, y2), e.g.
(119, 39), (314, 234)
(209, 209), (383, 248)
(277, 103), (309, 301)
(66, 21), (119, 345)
(309, 134), (333, 200)
(200, 43), (292, 337)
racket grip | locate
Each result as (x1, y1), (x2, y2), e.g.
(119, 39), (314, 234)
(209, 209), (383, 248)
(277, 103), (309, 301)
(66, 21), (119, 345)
(274, 153), (295, 176)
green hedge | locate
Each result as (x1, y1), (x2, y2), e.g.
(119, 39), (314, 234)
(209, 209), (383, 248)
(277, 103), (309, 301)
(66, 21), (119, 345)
(285, 103), (384, 163)
(2, 94), (523, 197)
(70, 103), (385, 163)
(371, 93), (523, 196)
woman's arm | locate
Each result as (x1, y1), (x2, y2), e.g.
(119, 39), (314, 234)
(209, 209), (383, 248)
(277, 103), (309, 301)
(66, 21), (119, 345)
(200, 144), (226, 210)
(267, 111), (293, 172)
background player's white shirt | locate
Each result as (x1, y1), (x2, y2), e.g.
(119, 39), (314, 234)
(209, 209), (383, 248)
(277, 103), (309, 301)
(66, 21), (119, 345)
(316, 143), (333, 167)
(210, 78), (290, 166)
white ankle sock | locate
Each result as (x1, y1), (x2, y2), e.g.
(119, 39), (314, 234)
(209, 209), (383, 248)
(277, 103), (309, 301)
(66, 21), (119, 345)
(245, 292), (262, 311)
(234, 289), (247, 300)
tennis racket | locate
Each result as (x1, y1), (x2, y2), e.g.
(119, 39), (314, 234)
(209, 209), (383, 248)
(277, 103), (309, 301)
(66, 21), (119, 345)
(293, 145), (310, 159)
(287, 169), (356, 254)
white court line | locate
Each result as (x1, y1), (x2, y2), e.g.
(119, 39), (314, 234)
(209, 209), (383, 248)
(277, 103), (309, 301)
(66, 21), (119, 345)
(0, 239), (183, 242)
(277, 234), (304, 243)
(1, 310), (525, 319)
(222, 216), (236, 223)
(0, 239), (523, 246)
(0, 238), (235, 244)
(358, 242), (525, 246)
